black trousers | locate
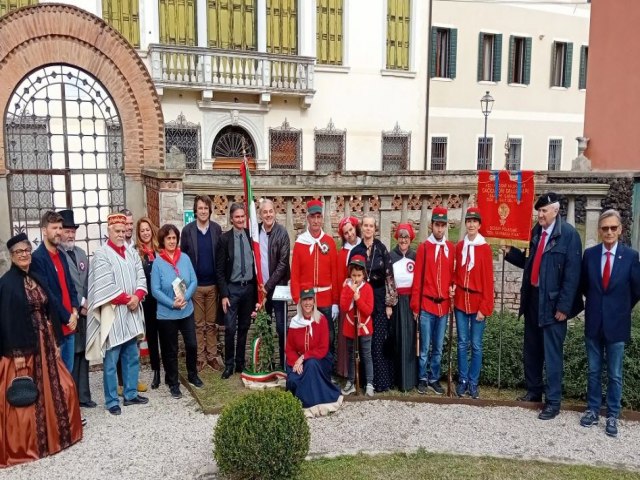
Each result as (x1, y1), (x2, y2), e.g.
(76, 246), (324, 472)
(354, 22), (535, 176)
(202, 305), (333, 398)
(143, 298), (161, 371)
(266, 296), (288, 368)
(224, 283), (253, 370)
(157, 313), (198, 387)
(72, 351), (92, 403)
(523, 287), (544, 396)
(317, 306), (334, 357)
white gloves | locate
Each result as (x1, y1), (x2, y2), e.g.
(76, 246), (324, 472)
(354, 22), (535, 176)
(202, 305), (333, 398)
(331, 304), (339, 320)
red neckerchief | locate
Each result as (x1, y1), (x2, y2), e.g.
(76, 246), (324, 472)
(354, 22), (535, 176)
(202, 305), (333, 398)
(142, 244), (155, 261)
(107, 239), (126, 258)
(159, 248), (181, 275)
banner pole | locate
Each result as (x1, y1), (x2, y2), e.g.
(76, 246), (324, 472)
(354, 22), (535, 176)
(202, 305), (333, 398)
(498, 251), (505, 392)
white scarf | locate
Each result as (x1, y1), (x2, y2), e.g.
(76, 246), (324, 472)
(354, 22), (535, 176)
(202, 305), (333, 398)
(342, 237), (362, 265)
(289, 305), (321, 337)
(296, 229), (326, 254)
(427, 234), (449, 261)
(344, 278), (365, 309)
(461, 233), (487, 271)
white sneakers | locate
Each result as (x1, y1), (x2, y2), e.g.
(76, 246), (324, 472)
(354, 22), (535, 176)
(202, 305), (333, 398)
(341, 381), (355, 396)
(365, 383), (374, 397)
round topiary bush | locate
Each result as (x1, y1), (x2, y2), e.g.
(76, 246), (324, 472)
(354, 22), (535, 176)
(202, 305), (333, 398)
(213, 389), (310, 479)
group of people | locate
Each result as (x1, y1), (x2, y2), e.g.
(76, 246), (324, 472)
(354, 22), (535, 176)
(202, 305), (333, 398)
(1, 190), (638, 468)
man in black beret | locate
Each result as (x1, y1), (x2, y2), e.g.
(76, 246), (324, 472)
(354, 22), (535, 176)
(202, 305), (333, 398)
(504, 192), (583, 420)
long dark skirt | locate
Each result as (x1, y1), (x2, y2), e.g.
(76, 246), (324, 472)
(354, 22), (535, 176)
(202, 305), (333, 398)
(371, 286), (394, 392)
(286, 355), (341, 408)
(393, 294), (418, 391)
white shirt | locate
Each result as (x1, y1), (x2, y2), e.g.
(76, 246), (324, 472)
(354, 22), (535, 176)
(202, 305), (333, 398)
(197, 222), (209, 235)
(601, 242), (618, 276)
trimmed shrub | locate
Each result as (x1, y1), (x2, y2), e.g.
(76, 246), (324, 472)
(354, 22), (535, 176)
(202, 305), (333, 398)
(213, 389), (310, 479)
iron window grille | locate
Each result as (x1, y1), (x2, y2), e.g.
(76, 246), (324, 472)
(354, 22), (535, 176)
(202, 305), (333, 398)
(477, 137), (493, 170)
(548, 138), (562, 170)
(165, 113), (201, 169)
(381, 123), (411, 171)
(314, 119), (345, 172)
(269, 118), (302, 169)
(430, 136), (447, 171)
(506, 138), (522, 171)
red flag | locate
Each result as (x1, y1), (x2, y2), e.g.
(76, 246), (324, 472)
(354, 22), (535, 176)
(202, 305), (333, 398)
(240, 157), (265, 305)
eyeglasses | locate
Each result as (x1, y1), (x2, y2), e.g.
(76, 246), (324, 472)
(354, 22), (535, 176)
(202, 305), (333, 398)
(11, 248), (32, 256)
(600, 225), (620, 232)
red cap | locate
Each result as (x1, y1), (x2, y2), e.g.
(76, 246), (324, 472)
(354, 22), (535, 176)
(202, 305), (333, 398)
(394, 223), (415, 241)
(349, 254), (366, 269)
(339, 216), (359, 234)
(431, 206), (448, 223)
(307, 199), (323, 214)
(465, 207), (482, 223)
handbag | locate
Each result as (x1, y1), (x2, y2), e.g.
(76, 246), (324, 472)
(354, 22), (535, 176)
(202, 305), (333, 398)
(7, 375), (39, 407)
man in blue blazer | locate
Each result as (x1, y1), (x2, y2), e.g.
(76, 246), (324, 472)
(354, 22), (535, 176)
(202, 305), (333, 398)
(30, 210), (79, 372)
(579, 209), (640, 438)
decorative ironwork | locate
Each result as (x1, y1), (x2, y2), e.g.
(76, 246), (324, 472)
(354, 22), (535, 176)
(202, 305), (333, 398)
(430, 136), (447, 171)
(381, 122), (410, 171)
(314, 118), (345, 172)
(269, 118), (302, 169)
(212, 126), (255, 159)
(165, 112), (201, 169)
(548, 138), (562, 171)
(5, 65), (125, 255)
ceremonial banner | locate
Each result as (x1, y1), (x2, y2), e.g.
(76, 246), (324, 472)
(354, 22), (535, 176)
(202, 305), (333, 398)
(240, 156), (264, 305)
(477, 170), (535, 247)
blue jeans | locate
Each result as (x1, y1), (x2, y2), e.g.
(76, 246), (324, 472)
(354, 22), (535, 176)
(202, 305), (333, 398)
(586, 336), (625, 418)
(455, 309), (486, 387)
(103, 337), (140, 409)
(60, 334), (75, 373)
(418, 311), (447, 383)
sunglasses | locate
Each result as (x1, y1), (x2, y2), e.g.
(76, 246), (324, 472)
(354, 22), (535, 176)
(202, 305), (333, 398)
(600, 225), (620, 232)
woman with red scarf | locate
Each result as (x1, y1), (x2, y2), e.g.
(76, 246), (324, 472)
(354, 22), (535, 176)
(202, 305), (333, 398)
(135, 217), (162, 389)
(150, 224), (202, 399)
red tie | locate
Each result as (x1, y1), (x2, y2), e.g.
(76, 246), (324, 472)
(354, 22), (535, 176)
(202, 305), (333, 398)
(530, 231), (547, 287)
(603, 251), (611, 290)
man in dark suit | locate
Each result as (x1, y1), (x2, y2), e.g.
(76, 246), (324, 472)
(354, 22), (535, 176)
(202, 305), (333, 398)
(216, 203), (258, 379)
(579, 209), (640, 437)
(181, 194), (223, 372)
(504, 192), (583, 420)
(31, 210), (79, 372)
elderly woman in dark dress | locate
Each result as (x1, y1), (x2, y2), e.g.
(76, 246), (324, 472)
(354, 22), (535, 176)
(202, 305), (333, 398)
(348, 214), (398, 392)
(0, 233), (82, 468)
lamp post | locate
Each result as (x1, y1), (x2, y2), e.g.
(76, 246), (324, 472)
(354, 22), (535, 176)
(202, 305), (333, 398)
(480, 91), (494, 169)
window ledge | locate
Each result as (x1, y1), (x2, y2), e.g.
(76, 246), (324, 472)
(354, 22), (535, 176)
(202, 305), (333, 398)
(550, 86), (569, 91)
(508, 83), (529, 88)
(136, 49), (148, 58)
(478, 80), (498, 86)
(430, 77), (454, 82)
(315, 65), (351, 74)
(380, 69), (417, 79)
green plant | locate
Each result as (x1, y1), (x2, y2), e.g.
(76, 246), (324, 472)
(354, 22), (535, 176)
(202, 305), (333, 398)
(250, 308), (276, 373)
(213, 389), (310, 479)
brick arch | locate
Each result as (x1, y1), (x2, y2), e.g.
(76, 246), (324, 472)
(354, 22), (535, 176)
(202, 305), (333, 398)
(0, 3), (164, 177)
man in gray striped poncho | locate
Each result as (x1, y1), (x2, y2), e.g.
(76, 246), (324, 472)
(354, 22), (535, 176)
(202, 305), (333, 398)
(86, 212), (149, 415)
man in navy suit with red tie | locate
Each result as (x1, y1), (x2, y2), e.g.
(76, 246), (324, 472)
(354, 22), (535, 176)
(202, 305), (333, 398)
(579, 209), (640, 437)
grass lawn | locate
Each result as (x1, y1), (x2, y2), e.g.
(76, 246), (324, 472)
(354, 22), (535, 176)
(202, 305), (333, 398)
(300, 451), (640, 480)
(179, 362), (251, 413)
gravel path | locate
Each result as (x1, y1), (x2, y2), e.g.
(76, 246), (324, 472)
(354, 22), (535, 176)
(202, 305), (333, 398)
(2, 371), (640, 479)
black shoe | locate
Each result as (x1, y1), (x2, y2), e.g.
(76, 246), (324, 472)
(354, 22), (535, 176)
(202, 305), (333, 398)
(169, 385), (182, 399)
(417, 381), (427, 395)
(151, 370), (161, 390)
(517, 392), (543, 402)
(538, 404), (560, 420)
(80, 400), (98, 408)
(188, 374), (204, 389)
(82, 417), (88, 426)
(108, 405), (121, 416)
(123, 395), (149, 406)
(605, 416), (618, 438)
(221, 367), (234, 379)
(428, 381), (445, 396)
(235, 365), (244, 374)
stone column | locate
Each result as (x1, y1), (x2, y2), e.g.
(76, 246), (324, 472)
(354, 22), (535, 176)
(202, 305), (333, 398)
(286, 197), (295, 245)
(418, 196), (430, 242)
(459, 195), (469, 239)
(344, 195), (351, 217)
(378, 195), (394, 248)
(323, 195), (333, 234)
(566, 195), (576, 226)
(400, 195), (408, 224)
(584, 196), (602, 248)
(159, 178), (185, 228)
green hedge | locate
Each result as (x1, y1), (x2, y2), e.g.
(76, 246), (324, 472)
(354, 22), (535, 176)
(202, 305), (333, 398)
(471, 309), (640, 410)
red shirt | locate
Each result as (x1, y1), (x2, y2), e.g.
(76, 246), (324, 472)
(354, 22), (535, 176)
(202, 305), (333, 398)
(411, 240), (456, 317)
(340, 281), (374, 338)
(453, 241), (495, 316)
(285, 313), (330, 368)
(290, 233), (339, 307)
(48, 249), (73, 335)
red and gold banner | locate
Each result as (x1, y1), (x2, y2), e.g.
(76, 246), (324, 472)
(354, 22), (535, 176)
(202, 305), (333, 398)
(477, 170), (535, 247)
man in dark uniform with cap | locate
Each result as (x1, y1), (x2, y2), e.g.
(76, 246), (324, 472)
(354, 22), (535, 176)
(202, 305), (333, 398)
(504, 192), (583, 420)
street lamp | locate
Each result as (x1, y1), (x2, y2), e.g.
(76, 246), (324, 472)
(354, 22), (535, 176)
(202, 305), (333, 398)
(480, 91), (494, 170)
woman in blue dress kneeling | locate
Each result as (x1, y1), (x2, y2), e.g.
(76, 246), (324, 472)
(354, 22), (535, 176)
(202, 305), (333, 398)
(286, 288), (342, 416)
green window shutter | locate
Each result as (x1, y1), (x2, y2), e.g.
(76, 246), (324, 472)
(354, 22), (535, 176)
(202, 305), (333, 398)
(208, 0), (256, 50)
(386, 0), (410, 70)
(493, 33), (502, 82)
(448, 28), (457, 79)
(523, 36), (532, 85)
(579, 45), (588, 90)
(267, 0), (298, 55)
(429, 26), (437, 77)
(103, 0), (140, 48)
(507, 35), (514, 83)
(400, 0), (410, 70)
(160, 0), (196, 46)
(563, 42), (573, 88)
(477, 32), (484, 82)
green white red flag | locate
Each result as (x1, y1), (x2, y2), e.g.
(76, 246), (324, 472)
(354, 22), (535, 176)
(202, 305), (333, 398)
(240, 157), (264, 305)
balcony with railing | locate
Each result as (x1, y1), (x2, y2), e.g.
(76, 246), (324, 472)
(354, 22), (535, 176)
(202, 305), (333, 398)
(148, 44), (315, 105)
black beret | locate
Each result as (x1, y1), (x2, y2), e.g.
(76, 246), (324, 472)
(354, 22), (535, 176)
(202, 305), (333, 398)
(534, 192), (560, 210)
(7, 232), (29, 251)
